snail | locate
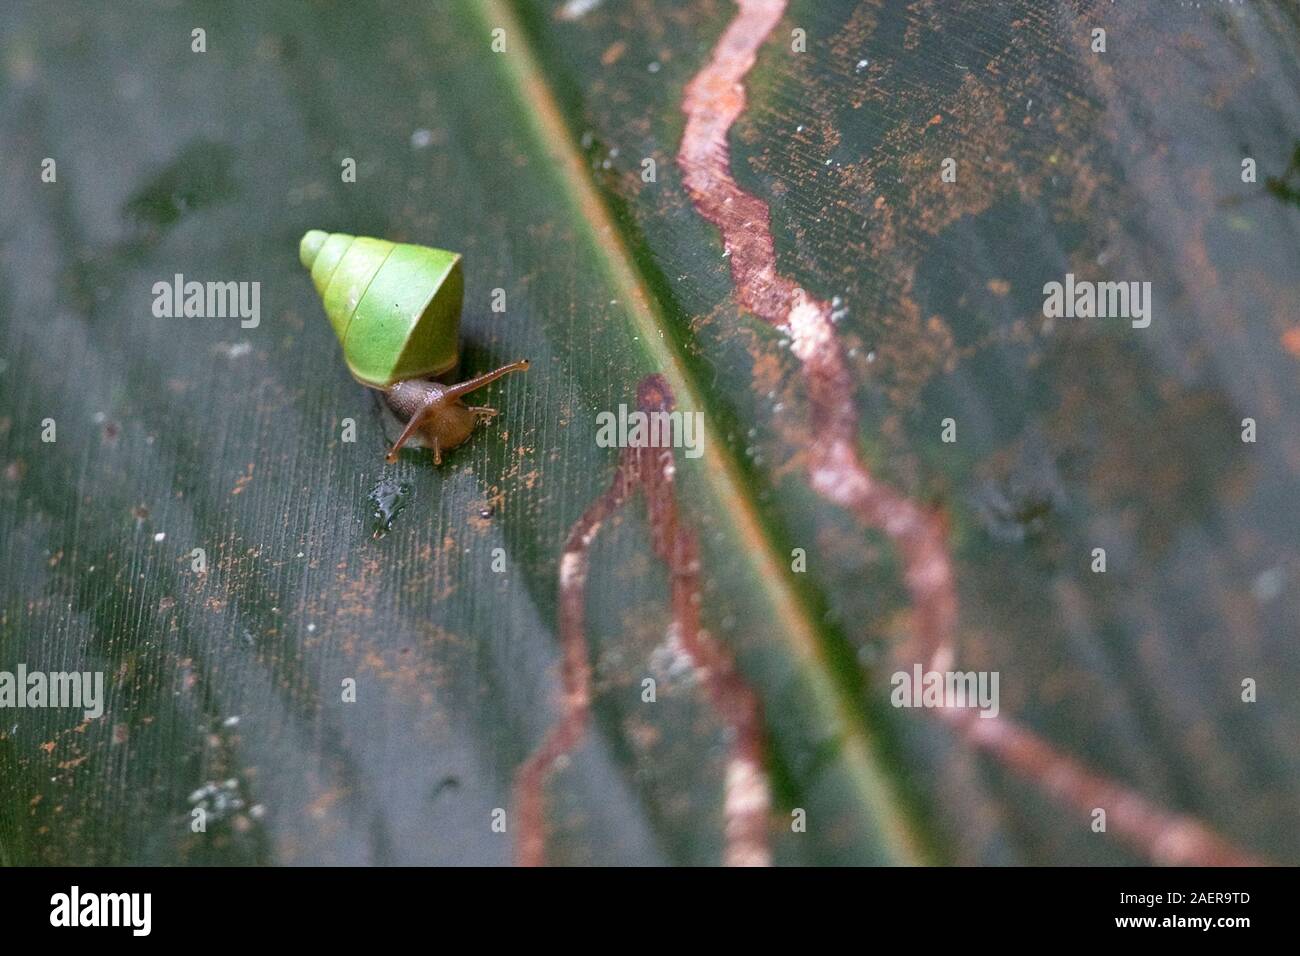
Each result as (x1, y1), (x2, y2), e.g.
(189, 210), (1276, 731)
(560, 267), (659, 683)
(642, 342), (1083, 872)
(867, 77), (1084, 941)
(299, 230), (528, 464)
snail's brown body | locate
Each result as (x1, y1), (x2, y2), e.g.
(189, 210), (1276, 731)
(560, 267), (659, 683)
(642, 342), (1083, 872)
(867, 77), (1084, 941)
(380, 360), (530, 464)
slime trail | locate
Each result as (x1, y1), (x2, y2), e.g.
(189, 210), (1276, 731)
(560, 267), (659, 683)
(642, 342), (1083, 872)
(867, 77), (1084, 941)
(514, 375), (770, 866)
(676, 0), (1261, 865)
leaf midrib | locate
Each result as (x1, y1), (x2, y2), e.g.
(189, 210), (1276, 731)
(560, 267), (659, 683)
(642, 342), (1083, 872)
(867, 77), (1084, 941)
(463, 0), (928, 864)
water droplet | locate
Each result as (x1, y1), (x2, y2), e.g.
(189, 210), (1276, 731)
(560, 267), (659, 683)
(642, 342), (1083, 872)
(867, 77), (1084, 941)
(368, 477), (411, 539)
(187, 778), (245, 823)
(1253, 567), (1285, 602)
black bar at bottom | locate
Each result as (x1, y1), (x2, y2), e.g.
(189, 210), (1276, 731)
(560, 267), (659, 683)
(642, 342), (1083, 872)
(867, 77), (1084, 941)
(0, 865), (1286, 941)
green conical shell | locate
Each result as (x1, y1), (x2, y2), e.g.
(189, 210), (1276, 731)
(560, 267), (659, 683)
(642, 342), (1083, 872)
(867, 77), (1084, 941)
(299, 230), (462, 388)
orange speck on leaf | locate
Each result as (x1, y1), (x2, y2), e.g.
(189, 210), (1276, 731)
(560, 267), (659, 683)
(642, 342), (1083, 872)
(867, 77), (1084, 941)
(1281, 326), (1300, 358)
(601, 41), (626, 66)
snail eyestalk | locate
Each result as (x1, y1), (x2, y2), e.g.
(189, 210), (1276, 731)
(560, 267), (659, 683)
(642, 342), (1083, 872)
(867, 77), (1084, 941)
(443, 359), (531, 401)
(385, 406), (437, 464)
(382, 360), (530, 465)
